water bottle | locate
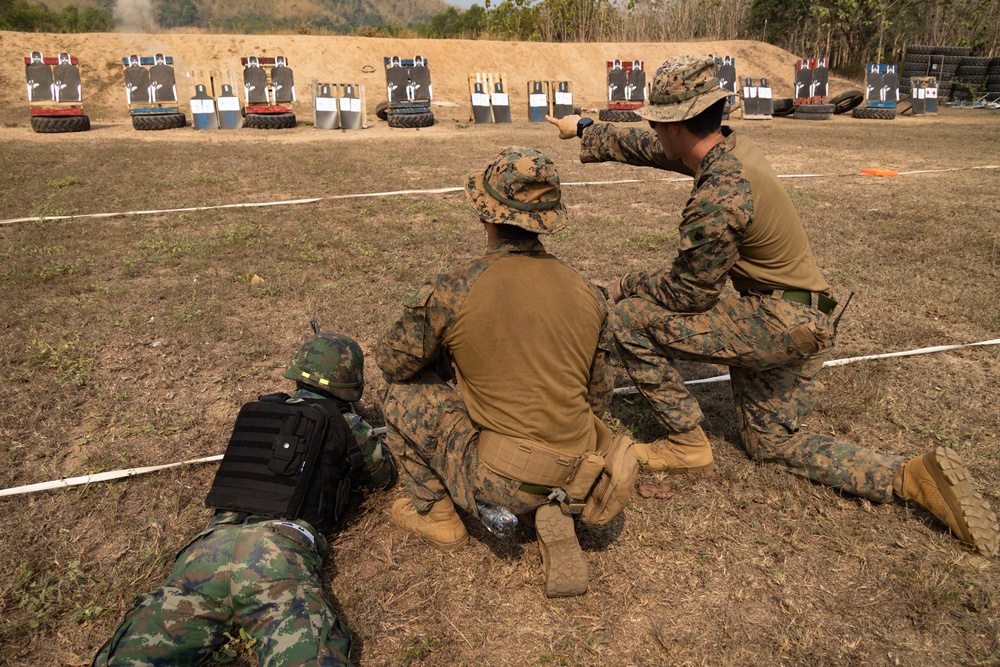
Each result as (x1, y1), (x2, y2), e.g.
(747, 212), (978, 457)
(476, 502), (518, 539)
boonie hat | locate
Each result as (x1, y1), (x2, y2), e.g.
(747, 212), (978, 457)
(465, 147), (568, 234)
(638, 55), (731, 123)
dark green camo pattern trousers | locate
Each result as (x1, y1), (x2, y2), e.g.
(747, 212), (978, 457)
(92, 513), (352, 666)
(612, 292), (904, 502)
(381, 370), (550, 518)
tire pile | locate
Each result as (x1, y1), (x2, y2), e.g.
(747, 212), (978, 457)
(899, 45), (1000, 103)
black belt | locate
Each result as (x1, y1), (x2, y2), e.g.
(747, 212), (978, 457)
(745, 289), (837, 315)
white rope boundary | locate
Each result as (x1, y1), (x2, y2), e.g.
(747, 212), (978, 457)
(2, 165), (996, 226)
(2, 338), (996, 499)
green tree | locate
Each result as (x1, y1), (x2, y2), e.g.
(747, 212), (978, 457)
(156, 0), (199, 27)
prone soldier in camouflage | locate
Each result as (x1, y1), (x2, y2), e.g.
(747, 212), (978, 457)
(547, 55), (998, 556)
(92, 330), (395, 666)
(376, 147), (617, 596)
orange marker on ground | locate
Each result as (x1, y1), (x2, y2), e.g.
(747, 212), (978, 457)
(861, 168), (899, 177)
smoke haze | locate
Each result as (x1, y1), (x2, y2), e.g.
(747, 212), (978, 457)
(115, 0), (159, 32)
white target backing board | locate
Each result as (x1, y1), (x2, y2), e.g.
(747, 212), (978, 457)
(313, 83), (339, 129)
(190, 84), (218, 130)
(527, 80), (548, 122)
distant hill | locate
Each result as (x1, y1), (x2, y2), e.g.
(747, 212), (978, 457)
(37, 0), (453, 33)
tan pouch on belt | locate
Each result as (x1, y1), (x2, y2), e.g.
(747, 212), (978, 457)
(563, 453), (606, 500)
(581, 420), (639, 527)
(478, 430), (582, 487)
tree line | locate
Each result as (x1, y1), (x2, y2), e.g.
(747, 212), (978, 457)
(4, 0), (996, 75)
(1, 0), (114, 32)
(422, 0), (998, 73)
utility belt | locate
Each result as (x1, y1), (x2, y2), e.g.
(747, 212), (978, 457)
(742, 288), (837, 315)
(477, 419), (638, 526)
(212, 511), (319, 552)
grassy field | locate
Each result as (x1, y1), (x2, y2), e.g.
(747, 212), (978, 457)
(1, 110), (998, 666)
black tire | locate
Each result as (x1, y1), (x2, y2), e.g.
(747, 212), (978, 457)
(31, 114), (90, 133)
(903, 67), (929, 78)
(830, 90), (864, 114)
(960, 56), (992, 66)
(793, 110), (833, 120)
(598, 108), (642, 122)
(796, 103), (835, 114)
(987, 75), (1000, 84)
(957, 66), (989, 77)
(932, 46), (971, 56)
(375, 100), (388, 121)
(244, 112), (296, 129)
(388, 111), (434, 128)
(905, 45), (934, 55)
(132, 113), (186, 131)
(772, 98), (795, 116)
(852, 107), (897, 120)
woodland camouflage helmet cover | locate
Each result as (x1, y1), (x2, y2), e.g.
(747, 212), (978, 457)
(284, 331), (364, 402)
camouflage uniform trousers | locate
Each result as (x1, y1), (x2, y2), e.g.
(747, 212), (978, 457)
(92, 513), (352, 667)
(381, 370), (550, 519)
(612, 292), (905, 502)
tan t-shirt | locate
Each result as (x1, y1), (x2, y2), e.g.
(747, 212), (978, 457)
(446, 254), (605, 456)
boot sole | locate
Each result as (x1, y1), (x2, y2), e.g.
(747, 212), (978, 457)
(535, 504), (588, 598)
(926, 447), (1000, 557)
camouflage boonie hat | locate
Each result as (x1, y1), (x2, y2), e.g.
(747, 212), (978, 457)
(638, 55), (731, 123)
(285, 332), (364, 402)
(465, 147), (568, 234)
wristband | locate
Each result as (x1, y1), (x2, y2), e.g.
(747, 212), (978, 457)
(576, 117), (594, 138)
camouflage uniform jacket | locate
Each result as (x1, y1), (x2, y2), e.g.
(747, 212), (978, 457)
(580, 124), (830, 313)
(376, 238), (615, 421)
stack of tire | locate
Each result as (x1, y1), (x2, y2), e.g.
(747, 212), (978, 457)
(952, 55), (993, 103)
(900, 45), (969, 103)
(990, 59), (1000, 102)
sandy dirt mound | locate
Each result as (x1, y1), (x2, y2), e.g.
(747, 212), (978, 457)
(1, 31), (858, 125)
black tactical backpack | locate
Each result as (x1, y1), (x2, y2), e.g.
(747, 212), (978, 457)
(205, 393), (365, 533)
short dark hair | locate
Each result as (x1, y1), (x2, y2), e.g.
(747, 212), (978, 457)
(493, 223), (539, 240)
(682, 98), (726, 138)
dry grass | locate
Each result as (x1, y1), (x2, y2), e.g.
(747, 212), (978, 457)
(1, 109), (999, 667)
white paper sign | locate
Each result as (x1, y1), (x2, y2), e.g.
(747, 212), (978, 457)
(529, 93), (546, 107)
(190, 98), (215, 114)
(472, 92), (489, 107)
(491, 92), (509, 106)
(218, 96), (240, 111)
(743, 87), (757, 98)
(315, 97), (337, 111)
(926, 88), (938, 99)
(339, 97), (361, 112)
(555, 92), (572, 105)
(759, 88), (773, 99)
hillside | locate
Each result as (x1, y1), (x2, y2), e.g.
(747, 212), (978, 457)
(0, 32), (858, 125)
(32, 0), (452, 32)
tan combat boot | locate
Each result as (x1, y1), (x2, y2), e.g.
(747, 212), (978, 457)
(535, 502), (588, 598)
(633, 425), (714, 475)
(391, 495), (470, 551)
(893, 446), (999, 557)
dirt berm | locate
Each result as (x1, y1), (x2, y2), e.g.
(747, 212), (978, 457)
(0, 31), (857, 125)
